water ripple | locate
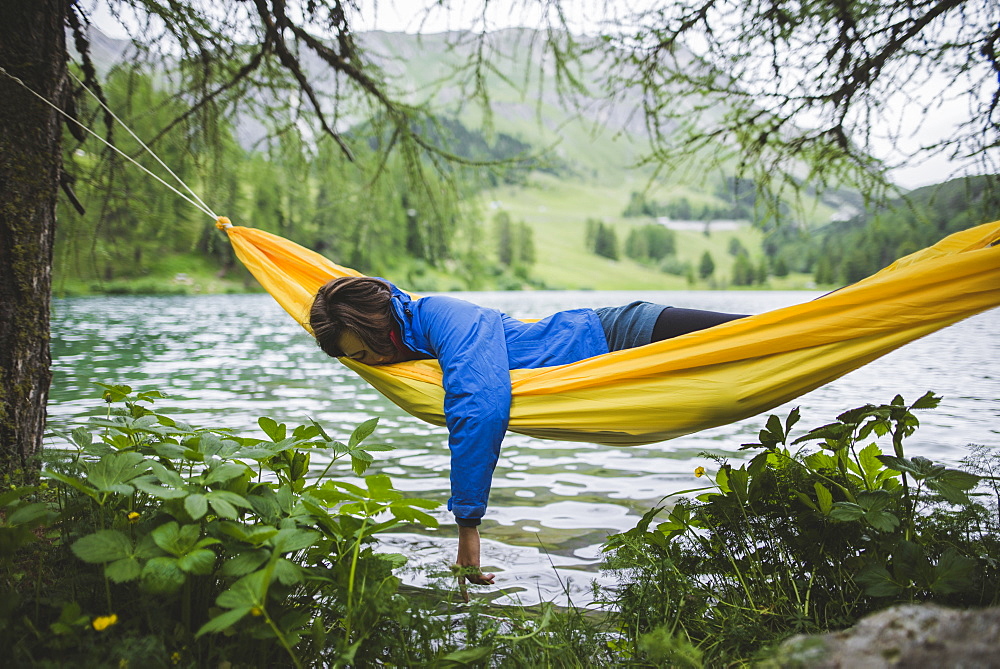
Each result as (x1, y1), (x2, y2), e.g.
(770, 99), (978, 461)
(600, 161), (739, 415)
(49, 292), (1000, 606)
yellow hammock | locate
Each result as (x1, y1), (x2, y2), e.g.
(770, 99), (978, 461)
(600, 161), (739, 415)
(216, 218), (1000, 446)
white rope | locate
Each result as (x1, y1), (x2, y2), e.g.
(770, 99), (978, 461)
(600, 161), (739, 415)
(0, 65), (217, 220)
(67, 70), (218, 219)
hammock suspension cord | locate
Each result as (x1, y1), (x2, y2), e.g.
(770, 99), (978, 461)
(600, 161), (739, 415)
(0, 64), (221, 222)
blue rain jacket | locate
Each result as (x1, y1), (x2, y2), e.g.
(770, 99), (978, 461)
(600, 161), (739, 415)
(385, 282), (609, 523)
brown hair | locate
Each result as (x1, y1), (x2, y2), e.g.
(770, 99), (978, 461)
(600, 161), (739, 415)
(310, 277), (397, 358)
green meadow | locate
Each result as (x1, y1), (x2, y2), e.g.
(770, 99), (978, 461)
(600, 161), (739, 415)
(483, 173), (825, 291)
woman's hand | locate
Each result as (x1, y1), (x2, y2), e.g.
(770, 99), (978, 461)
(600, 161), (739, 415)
(455, 525), (495, 589)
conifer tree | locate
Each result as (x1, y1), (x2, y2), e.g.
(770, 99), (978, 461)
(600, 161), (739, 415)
(699, 251), (716, 280)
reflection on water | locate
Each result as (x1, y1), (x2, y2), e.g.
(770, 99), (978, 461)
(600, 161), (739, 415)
(49, 292), (1000, 607)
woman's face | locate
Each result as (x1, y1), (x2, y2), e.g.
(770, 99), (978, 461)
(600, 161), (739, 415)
(336, 331), (399, 365)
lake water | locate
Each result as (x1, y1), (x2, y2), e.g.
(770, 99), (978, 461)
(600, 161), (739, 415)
(48, 291), (999, 607)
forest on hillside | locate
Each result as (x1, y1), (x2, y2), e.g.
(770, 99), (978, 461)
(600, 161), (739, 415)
(758, 176), (1000, 286)
(56, 68), (546, 294)
(56, 56), (999, 295)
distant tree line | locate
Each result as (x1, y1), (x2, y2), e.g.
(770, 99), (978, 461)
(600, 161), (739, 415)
(585, 214), (785, 286)
(612, 176), (998, 289)
(585, 218), (699, 278)
(623, 192), (748, 221)
(587, 219), (680, 263)
(727, 237), (785, 286)
(56, 70), (538, 291)
(761, 176), (1000, 286)
(625, 224), (676, 263)
(493, 211), (535, 277)
(693, 240), (775, 287)
(587, 177), (1000, 289)
(585, 218), (620, 260)
(623, 178), (759, 222)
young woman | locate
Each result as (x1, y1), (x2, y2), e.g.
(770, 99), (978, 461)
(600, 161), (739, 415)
(310, 276), (746, 585)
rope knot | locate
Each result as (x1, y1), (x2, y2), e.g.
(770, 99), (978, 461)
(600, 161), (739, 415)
(215, 216), (232, 230)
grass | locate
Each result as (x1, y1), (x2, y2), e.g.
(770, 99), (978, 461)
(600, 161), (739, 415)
(482, 173), (824, 291)
(52, 252), (261, 298)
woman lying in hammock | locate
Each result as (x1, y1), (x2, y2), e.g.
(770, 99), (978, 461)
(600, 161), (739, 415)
(309, 276), (746, 585)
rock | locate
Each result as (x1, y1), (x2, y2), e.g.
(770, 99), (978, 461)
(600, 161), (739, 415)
(764, 604), (1000, 668)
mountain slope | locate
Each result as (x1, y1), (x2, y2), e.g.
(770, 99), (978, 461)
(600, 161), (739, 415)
(64, 26), (861, 292)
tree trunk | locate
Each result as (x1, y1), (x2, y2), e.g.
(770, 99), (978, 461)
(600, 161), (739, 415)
(0, 1), (68, 480)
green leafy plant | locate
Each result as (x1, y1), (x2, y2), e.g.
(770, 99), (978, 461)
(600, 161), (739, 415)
(603, 393), (1000, 666)
(4, 384), (622, 668)
(7, 384), (442, 667)
(0, 483), (61, 637)
(7, 386), (997, 667)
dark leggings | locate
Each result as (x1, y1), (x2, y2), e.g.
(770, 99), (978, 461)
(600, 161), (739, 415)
(650, 306), (748, 342)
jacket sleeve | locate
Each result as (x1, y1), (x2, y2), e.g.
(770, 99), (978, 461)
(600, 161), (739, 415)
(413, 296), (511, 523)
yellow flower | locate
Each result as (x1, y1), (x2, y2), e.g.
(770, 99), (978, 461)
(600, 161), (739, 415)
(127, 511), (140, 523)
(250, 606), (263, 617)
(694, 466), (706, 478)
(92, 614), (118, 631)
(171, 651), (182, 665)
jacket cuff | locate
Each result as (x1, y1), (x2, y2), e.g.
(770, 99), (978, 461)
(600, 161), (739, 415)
(455, 516), (482, 527)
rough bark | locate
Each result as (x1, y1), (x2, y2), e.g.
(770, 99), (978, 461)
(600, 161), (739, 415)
(0, 0), (69, 479)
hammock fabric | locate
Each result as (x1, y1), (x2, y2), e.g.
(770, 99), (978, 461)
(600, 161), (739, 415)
(217, 218), (1000, 446)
